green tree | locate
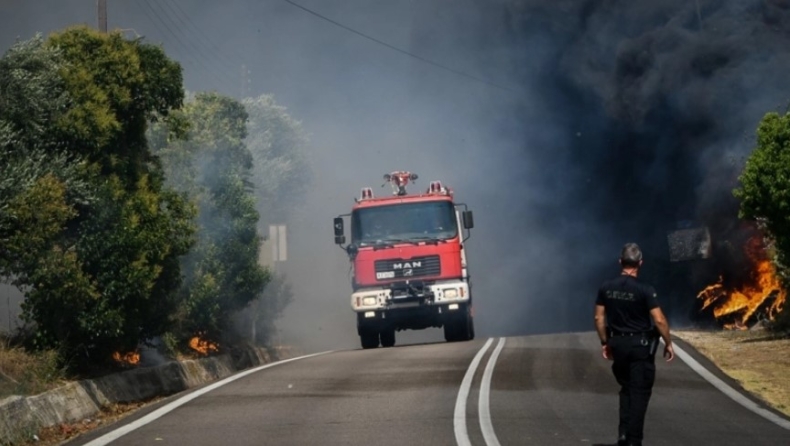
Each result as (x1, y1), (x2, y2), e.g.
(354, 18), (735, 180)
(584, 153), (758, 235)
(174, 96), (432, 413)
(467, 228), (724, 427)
(243, 95), (313, 343)
(0, 35), (95, 317)
(1, 28), (196, 365)
(242, 94), (311, 228)
(239, 95), (309, 344)
(154, 92), (268, 343)
(735, 111), (790, 330)
(0, 35), (67, 153)
(47, 27), (184, 188)
(0, 36), (93, 255)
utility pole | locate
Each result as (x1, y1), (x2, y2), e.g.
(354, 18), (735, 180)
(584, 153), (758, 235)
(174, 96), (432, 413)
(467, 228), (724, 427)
(98, 0), (108, 33)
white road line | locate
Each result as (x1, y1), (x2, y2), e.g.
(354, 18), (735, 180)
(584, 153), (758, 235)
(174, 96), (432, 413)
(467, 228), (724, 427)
(454, 338), (494, 446)
(479, 337), (506, 446)
(673, 341), (790, 430)
(82, 351), (333, 446)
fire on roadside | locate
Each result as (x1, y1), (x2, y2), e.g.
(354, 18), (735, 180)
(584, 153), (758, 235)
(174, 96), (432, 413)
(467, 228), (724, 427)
(189, 334), (219, 355)
(112, 350), (140, 366)
(697, 234), (787, 329)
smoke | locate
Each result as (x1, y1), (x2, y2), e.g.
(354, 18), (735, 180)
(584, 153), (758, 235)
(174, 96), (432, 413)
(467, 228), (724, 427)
(494, 0), (790, 326)
(5, 0), (790, 352)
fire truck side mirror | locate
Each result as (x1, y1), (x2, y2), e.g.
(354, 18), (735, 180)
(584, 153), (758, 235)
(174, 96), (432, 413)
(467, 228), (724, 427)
(462, 211), (474, 229)
(334, 217), (345, 245)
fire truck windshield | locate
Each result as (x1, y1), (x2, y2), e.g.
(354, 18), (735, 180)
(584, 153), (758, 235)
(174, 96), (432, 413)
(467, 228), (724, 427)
(351, 201), (458, 246)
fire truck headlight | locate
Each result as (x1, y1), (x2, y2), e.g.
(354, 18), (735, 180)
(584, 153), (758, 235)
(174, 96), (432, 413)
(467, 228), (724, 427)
(443, 288), (458, 299)
(362, 296), (377, 306)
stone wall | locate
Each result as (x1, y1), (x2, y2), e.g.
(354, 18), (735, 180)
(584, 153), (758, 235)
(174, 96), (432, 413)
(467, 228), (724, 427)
(0, 346), (294, 445)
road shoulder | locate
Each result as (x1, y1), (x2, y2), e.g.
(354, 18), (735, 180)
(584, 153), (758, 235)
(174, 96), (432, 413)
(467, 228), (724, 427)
(674, 330), (790, 420)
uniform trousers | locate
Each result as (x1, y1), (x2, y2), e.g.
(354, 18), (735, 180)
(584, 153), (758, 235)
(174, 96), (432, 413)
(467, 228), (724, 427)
(608, 334), (657, 445)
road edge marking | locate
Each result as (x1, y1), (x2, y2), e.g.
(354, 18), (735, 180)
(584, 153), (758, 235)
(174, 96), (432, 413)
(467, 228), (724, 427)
(454, 338), (494, 446)
(672, 341), (790, 430)
(478, 337), (505, 446)
(82, 350), (334, 446)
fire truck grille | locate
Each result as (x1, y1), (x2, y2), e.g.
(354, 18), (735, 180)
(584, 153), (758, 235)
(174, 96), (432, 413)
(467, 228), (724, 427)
(374, 255), (441, 280)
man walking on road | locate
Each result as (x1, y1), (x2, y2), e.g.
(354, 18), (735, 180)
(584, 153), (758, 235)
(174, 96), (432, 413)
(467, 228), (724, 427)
(594, 243), (675, 446)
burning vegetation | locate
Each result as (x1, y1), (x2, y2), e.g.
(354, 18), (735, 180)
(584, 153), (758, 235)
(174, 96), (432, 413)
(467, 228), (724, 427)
(697, 233), (787, 330)
(112, 350), (140, 366)
(188, 335), (219, 356)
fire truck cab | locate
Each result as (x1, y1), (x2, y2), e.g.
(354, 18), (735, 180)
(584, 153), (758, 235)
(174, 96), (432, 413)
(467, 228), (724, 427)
(333, 171), (475, 349)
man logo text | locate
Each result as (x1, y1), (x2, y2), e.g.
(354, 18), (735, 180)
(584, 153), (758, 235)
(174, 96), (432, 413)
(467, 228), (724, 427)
(393, 261), (421, 270)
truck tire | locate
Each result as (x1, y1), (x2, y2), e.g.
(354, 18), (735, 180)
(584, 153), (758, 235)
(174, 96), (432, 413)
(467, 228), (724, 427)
(380, 329), (396, 348)
(444, 306), (474, 342)
(443, 323), (458, 342)
(360, 329), (379, 349)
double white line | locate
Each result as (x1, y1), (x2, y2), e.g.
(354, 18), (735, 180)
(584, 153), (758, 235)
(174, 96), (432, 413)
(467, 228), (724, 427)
(454, 337), (507, 446)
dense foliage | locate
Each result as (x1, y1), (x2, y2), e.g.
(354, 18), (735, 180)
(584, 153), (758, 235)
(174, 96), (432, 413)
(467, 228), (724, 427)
(243, 94), (311, 229)
(735, 112), (790, 331)
(0, 28), (195, 366)
(1, 27), (311, 368)
(153, 92), (268, 344)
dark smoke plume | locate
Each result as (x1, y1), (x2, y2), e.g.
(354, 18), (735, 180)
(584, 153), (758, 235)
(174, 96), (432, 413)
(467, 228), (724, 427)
(488, 0), (790, 327)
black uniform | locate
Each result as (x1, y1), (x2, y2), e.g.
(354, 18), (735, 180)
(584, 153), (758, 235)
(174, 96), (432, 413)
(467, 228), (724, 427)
(596, 275), (660, 446)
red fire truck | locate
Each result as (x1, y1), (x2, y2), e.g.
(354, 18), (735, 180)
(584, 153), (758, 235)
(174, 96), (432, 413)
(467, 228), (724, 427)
(333, 171), (475, 349)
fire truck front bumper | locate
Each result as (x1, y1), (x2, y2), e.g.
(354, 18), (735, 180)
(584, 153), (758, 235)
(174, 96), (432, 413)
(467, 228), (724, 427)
(350, 280), (470, 313)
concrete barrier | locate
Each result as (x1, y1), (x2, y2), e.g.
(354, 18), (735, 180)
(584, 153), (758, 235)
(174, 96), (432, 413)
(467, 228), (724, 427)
(0, 346), (293, 446)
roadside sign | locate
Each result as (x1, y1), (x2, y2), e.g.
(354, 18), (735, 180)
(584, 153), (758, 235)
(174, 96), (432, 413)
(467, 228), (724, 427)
(269, 224), (287, 262)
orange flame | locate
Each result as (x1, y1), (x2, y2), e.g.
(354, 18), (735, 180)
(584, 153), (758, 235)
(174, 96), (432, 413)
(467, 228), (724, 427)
(112, 350), (140, 366)
(189, 335), (219, 355)
(697, 235), (786, 329)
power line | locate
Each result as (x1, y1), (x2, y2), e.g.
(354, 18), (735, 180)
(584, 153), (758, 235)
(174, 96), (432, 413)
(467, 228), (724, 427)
(151, 0), (240, 82)
(167, 0), (248, 70)
(280, 0), (520, 93)
(135, 0), (232, 87)
(157, 0), (255, 97)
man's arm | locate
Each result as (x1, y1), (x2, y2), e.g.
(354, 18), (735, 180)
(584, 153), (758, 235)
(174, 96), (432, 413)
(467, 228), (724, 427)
(594, 304), (611, 360)
(650, 306), (675, 362)
(594, 304), (607, 343)
(649, 306), (671, 344)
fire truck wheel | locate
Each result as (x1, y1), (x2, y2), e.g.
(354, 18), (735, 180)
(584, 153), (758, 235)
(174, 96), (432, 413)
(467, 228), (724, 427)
(443, 323), (458, 342)
(360, 330), (380, 349)
(445, 307), (474, 342)
(380, 329), (396, 347)
(459, 311), (473, 341)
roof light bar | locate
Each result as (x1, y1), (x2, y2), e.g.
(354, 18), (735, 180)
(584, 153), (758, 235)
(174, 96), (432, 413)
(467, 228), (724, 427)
(359, 187), (374, 200)
(428, 180), (453, 196)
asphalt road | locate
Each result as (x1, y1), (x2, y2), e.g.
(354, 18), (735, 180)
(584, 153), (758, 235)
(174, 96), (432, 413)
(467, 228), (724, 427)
(70, 332), (790, 446)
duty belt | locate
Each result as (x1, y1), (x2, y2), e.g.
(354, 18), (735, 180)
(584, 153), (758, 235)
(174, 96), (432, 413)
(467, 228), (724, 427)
(609, 330), (652, 337)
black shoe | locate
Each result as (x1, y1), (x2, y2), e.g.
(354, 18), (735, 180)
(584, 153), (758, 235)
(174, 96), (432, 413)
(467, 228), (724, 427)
(617, 434), (627, 446)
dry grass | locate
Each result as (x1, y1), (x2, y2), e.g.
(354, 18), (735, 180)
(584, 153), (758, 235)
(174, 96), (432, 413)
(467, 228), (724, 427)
(675, 329), (790, 416)
(0, 340), (66, 399)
